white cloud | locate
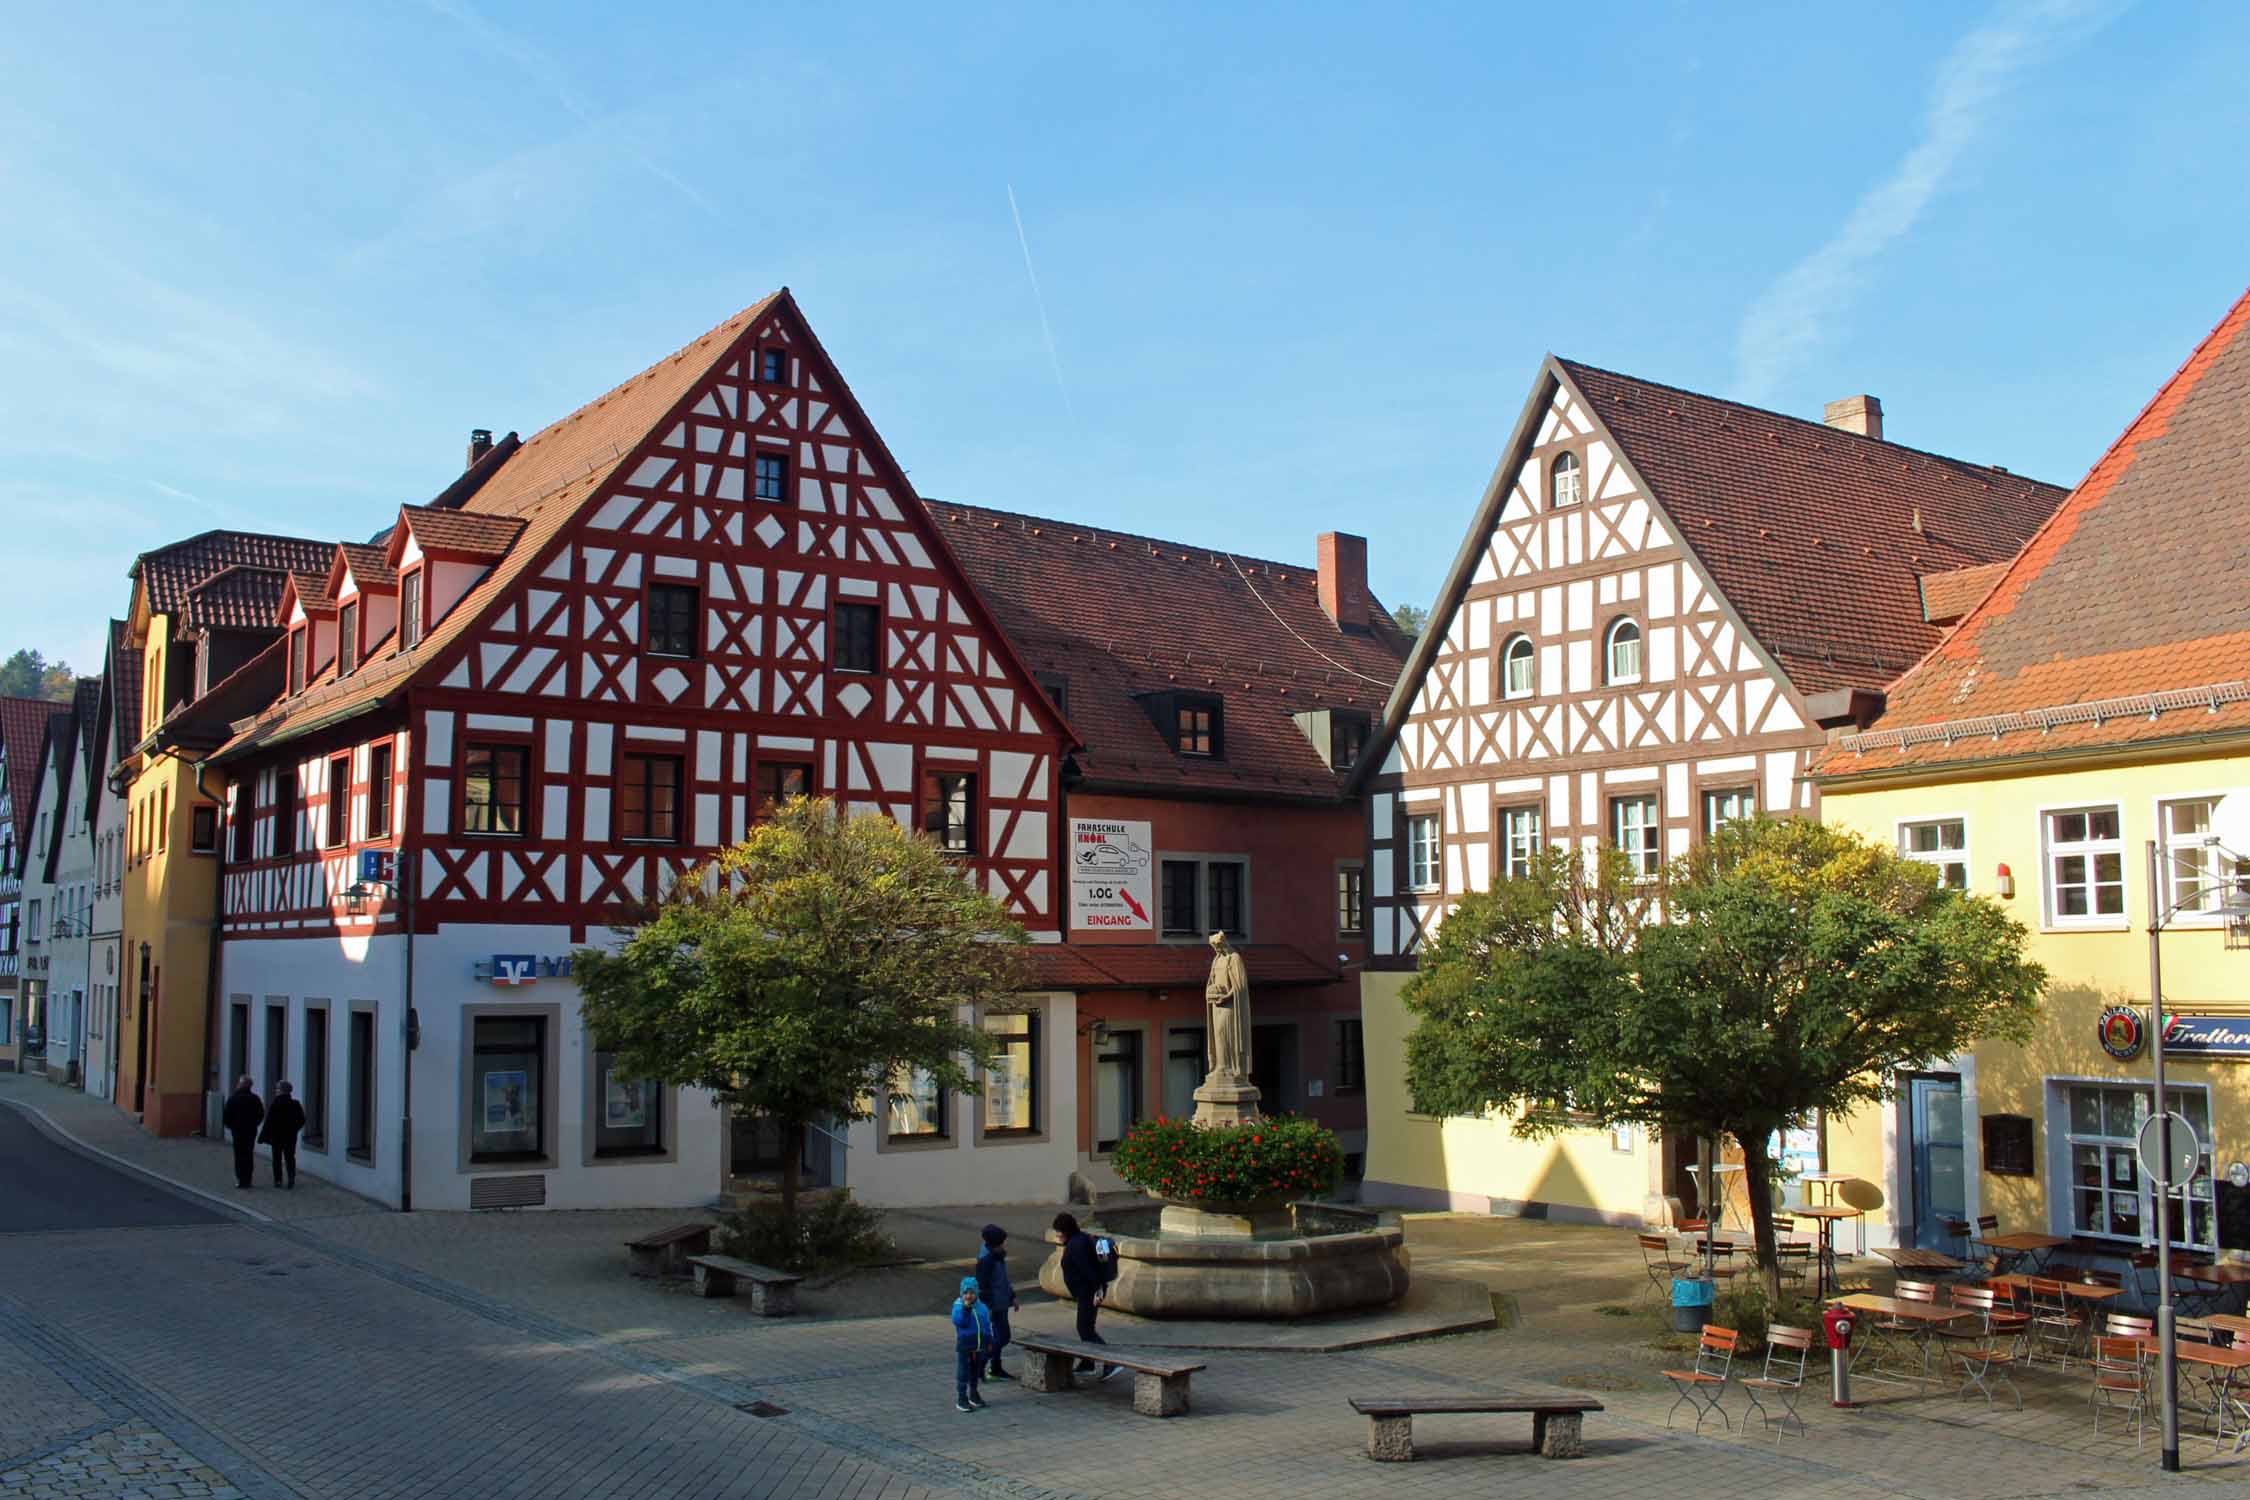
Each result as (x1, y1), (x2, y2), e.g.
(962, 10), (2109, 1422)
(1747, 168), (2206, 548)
(1734, 0), (2127, 400)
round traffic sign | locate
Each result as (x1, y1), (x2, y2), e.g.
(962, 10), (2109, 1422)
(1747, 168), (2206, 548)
(2136, 1110), (2201, 1187)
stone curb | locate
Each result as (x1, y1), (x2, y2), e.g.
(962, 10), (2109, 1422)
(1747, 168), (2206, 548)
(0, 1096), (274, 1226)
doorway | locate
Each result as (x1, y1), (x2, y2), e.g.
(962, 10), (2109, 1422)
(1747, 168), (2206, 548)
(264, 1004), (286, 1096)
(1093, 1029), (1143, 1152)
(1907, 1074), (1968, 1248)
(133, 953), (151, 1114)
(1251, 1023), (1297, 1113)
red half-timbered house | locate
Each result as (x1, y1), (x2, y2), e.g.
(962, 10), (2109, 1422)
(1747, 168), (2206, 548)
(210, 292), (1072, 1211)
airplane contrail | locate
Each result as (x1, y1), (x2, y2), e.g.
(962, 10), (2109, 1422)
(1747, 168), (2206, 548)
(1007, 184), (1077, 427)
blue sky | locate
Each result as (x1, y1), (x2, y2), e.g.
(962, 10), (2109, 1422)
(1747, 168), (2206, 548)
(2, 0), (2243, 673)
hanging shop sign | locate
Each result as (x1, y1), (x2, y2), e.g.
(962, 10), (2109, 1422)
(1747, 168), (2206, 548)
(2097, 1005), (2146, 1061)
(2160, 1015), (2250, 1057)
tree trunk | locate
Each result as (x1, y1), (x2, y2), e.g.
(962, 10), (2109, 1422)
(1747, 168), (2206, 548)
(1737, 1126), (1782, 1303)
(780, 1118), (805, 1219)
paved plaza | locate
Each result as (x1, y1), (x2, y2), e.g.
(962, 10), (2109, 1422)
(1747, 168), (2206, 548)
(4, 1075), (2247, 1499)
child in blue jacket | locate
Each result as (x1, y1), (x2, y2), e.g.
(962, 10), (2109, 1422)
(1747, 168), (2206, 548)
(951, 1275), (993, 1412)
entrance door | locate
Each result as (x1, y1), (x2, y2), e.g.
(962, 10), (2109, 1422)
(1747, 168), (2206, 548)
(1093, 1029), (1143, 1152)
(1908, 1075), (1968, 1248)
(1162, 1027), (1203, 1120)
(133, 958), (151, 1114)
(1251, 1023), (1295, 1113)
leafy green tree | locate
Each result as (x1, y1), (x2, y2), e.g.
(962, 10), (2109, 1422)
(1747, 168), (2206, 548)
(574, 797), (1028, 1215)
(1389, 603), (1428, 638)
(0, 649), (46, 700)
(39, 661), (74, 701)
(1403, 817), (2044, 1296)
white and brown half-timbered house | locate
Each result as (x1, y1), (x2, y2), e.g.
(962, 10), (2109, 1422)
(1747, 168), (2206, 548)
(1354, 361), (2069, 1227)
(208, 291), (1074, 1211)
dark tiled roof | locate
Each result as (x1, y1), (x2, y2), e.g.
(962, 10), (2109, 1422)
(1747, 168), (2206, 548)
(1817, 287), (2250, 777)
(0, 695), (68, 846)
(1559, 360), (2069, 696)
(72, 676), (101, 783)
(337, 542), (398, 593)
(153, 637), (286, 753)
(108, 619), (141, 755)
(395, 506), (526, 560)
(134, 531), (334, 617)
(284, 571), (336, 617)
(926, 502), (1411, 800)
(180, 565), (294, 631)
(1918, 561), (2012, 625)
(1023, 942), (1340, 991)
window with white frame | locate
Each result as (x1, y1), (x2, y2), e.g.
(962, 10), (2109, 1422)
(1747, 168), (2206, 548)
(1406, 813), (1441, 892)
(1604, 618), (1642, 685)
(1499, 805), (1541, 881)
(2044, 805), (2124, 923)
(1899, 818), (1969, 890)
(1702, 787), (1755, 835)
(1611, 795), (1660, 881)
(2160, 797), (2238, 919)
(1549, 451), (1583, 508)
(2064, 1083), (2213, 1251)
(1501, 634), (1535, 699)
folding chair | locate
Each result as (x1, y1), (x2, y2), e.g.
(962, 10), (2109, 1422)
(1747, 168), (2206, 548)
(1873, 1280), (1944, 1385)
(2103, 1312), (2154, 1340)
(1663, 1325), (1740, 1433)
(1638, 1234), (1691, 1304)
(2089, 1336), (2149, 1448)
(2127, 1251), (2160, 1309)
(1775, 1242), (1813, 1290)
(1943, 1286), (2025, 1410)
(2027, 1277), (2085, 1370)
(1743, 1324), (1814, 1443)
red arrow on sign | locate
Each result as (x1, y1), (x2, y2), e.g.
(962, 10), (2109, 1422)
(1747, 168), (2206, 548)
(1121, 889), (1149, 924)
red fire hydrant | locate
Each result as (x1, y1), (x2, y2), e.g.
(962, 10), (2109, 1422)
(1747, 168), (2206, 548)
(1823, 1306), (1858, 1407)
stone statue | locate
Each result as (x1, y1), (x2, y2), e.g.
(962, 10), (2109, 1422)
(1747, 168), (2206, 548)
(1203, 932), (1252, 1078)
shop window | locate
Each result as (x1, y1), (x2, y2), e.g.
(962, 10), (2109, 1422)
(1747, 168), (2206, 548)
(303, 1007), (328, 1150)
(325, 755), (352, 847)
(1406, 813), (1441, 892)
(1336, 863), (1365, 937)
(1611, 794), (1660, 881)
(831, 601), (880, 673)
(367, 743), (393, 839)
(920, 770), (976, 855)
(646, 583), (699, 659)
(1334, 1018), (1366, 1091)
(2064, 1083), (2213, 1251)
(1502, 633), (1535, 699)
(754, 452), (789, 502)
(887, 1068), (947, 1139)
(2044, 805), (2124, 924)
(592, 1051), (664, 1157)
(619, 753), (682, 843)
(1900, 817), (1968, 890)
(347, 1009), (374, 1162)
(470, 1015), (546, 1162)
(754, 760), (813, 816)
(1500, 805), (1542, 881)
(462, 744), (528, 836)
(981, 1011), (1039, 1136)
(190, 805), (219, 854)
(1702, 787), (1755, 836)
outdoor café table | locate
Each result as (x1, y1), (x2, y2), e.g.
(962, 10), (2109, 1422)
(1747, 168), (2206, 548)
(1795, 1205), (1862, 1299)
(2206, 1313), (2250, 1343)
(1685, 1162), (1748, 1231)
(1990, 1274), (2125, 1356)
(1978, 1232), (2070, 1274)
(2174, 1260), (2250, 1315)
(1877, 1247), (1966, 1277)
(2132, 1336), (2250, 1452)
(1828, 1292), (1971, 1389)
(1797, 1171), (1856, 1208)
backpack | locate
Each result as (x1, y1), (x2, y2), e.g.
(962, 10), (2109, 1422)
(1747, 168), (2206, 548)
(1093, 1235), (1120, 1284)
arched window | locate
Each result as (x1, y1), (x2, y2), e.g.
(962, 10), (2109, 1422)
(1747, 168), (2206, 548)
(1502, 634), (1535, 699)
(1550, 451), (1583, 508)
(1604, 618), (1642, 684)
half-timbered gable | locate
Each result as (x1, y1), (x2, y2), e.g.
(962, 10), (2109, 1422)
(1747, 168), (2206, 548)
(1360, 358), (2072, 967)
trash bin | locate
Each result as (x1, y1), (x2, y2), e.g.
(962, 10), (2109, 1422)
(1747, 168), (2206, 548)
(1670, 1275), (1715, 1334)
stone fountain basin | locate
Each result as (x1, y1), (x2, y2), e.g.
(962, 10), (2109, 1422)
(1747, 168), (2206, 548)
(1038, 1201), (1411, 1319)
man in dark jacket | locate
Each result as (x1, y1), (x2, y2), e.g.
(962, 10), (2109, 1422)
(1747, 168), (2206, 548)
(222, 1076), (264, 1189)
(259, 1079), (308, 1188)
(1051, 1213), (1119, 1381)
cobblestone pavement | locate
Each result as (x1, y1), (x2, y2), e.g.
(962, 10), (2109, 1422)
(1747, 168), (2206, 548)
(9, 1077), (2250, 1498)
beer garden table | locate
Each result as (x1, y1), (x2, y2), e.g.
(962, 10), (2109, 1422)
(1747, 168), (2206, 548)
(1827, 1292), (1971, 1390)
(1877, 1247), (1966, 1276)
(1794, 1205), (1861, 1299)
(2130, 1336), (2250, 1453)
(1978, 1232), (2070, 1274)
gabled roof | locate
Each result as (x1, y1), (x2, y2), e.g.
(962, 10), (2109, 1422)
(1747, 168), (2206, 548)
(150, 638), (286, 755)
(0, 696), (69, 849)
(1815, 287), (2250, 780)
(333, 542), (398, 595)
(1918, 561), (2012, 625)
(927, 502), (1411, 800)
(277, 571), (336, 624)
(180, 564), (294, 631)
(72, 675), (101, 785)
(107, 619), (141, 761)
(1557, 359), (2067, 697)
(387, 505), (526, 563)
(34, 703), (85, 881)
(131, 530), (334, 620)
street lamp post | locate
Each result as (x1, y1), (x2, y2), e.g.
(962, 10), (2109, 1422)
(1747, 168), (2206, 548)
(2145, 838), (2180, 1473)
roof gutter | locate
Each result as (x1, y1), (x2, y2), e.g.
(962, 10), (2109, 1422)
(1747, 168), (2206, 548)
(207, 694), (392, 768)
(1810, 723), (2250, 792)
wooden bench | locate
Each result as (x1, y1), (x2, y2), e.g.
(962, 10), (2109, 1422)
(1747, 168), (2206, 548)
(685, 1254), (803, 1316)
(1348, 1395), (1604, 1461)
(1014, 1337), (1206, 1418)
(623, 1222), (713, 1279)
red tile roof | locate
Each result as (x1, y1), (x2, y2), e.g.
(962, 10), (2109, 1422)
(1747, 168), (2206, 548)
(1815, 287), (2250, 779)
(1917, 561), (2012, 625)
(0, 695), (68, 847)
(392, 506), (526, 561)
(336, 542), (398, 593)
(1023, 942), (1340, 991)
(926, 502), (1411, 800)
(180, 565), (294, 631)
(1558, 360), (2069, 696)
(133, 530), (334, 619)
(107, 619), (140, 755)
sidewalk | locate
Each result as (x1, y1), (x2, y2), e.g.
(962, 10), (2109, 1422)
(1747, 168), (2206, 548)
(0, 1070), (379, 1223)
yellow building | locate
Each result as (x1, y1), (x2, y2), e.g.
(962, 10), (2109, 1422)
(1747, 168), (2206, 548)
(116, 532), (329, 1134)
(1816, 288), (2250, 1256)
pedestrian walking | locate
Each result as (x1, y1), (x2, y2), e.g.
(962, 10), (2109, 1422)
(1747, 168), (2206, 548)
(951, 1275), (993, 1412)
(973, 1224), (1020, 1381)
(222, 1075), (264, 1189)
(1051, 1212), (1120, 1380)
(259, 1080), (307, 1188)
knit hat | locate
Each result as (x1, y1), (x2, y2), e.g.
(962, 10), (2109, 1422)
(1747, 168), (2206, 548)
(960, 1275), (980, 1295)
(981, 1224), (1007, 1248)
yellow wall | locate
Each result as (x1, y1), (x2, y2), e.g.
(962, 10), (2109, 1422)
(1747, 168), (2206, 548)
(1360, 969), (1657, 1224)
(1822, 743), (2250, 1251)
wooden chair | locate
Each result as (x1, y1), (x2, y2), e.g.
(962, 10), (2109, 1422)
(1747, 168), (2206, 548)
(2103, 1312), (2155, 1340)
(1775, 1242), (1813, 1289)
(2127, 1250), (2161, 1307)
(1942, 1286), (2025, 1410)
(1871, 1280), (1943, 1384)
(2089, 1336), (2149, 1448)
(1743, 1325), (1814, 1443)
(1965, 1214), (2002, 1272)
(1638, 1234), (1691, 1302)
(1663, 1326), (1739, 1433)
(2027, 1277), (2084, 1370)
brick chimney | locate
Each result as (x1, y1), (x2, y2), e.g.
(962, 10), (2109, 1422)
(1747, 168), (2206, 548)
(1822, 395), (1883, 441)
(1317, 532), (1371, 634)
(467, 428), (494, 467)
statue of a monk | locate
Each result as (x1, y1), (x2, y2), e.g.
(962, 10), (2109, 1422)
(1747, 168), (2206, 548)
(1204, 932), (1251, 1078)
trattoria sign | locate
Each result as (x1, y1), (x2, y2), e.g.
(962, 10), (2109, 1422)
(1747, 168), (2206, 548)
(2160, 1015), (2250, 1057)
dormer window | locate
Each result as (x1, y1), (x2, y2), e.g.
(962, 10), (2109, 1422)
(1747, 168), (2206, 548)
(1329, 712), (1369, 771)
(288, 626), (307, 696)
(337, 601), (359, 678)
(759, 348), (788, 384)
(1550, 450), (1583, 508)
(1502, 633), (1535, 699)
(399, 569), (423, 651)
(1177, 697), (1221, 758)
(1035, 671), (1070, 718)
(1604, 618), (1642, 685)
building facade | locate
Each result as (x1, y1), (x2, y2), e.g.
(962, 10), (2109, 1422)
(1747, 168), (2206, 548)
(20, 681), (101, 1085)
(83, 623), (136, 1103)
(1816, 288), (2250, 1255)
(0, 696), (69, 1073)
(1355, 358), (2067, 1226)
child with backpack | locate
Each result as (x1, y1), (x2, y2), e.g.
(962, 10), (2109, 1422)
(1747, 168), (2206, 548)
(1051, 1213), (1121, 1381)
(951, 1276), (994, 1412)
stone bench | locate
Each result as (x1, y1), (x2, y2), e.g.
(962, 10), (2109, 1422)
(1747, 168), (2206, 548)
(685, 1254), (803, 1316)
(1015, 1337), (1206, 1418)
(1349, 1395), (1604, 1461)
(623, 1222), (714, 1279)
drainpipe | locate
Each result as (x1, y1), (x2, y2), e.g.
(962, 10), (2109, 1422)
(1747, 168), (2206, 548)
(193, 754), (227, 1137)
